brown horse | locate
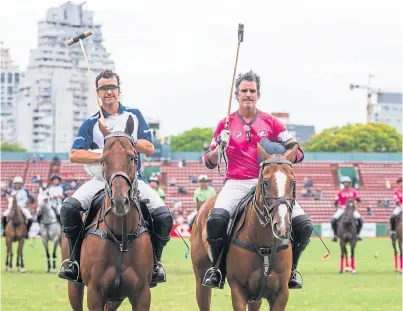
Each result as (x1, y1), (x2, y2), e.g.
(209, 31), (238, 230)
(337, 200), (357, 274)
(5, 195), (27, 273)
(392, 211), (402, 273)
(61, 116), (154, 311)
(191, 145), (298, 311)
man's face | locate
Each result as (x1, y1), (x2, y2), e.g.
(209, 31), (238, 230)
(97, 76), (120, 109)
(150, 181), (158, 189)
(200, 181), (208, 189)
(14, 183), (22, 190)
(52, 178), (60, 186)
(236, 80), (259, 111)
(343, 182), (351, 189)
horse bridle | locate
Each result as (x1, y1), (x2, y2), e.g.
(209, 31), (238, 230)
(253, 156), (296, 239)
(101, 132), (139, 203)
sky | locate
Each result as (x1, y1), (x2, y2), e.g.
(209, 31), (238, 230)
(1, 0), (402, 136)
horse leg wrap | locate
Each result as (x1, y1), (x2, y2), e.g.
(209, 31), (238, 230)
(356, 218), (363, 234)
(291, 215), (313, 270)
(151, 206), (173, 262)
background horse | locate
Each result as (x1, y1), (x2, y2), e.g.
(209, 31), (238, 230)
(37, 188), (61, 273)
(61, 116), (154, 311)
(5, 195), (27, 273)
(338, 200), (358, 274)
(392, 211), (402, 273)
(191, 145), (298, 311)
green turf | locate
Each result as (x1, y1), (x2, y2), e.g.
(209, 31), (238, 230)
(1, 237), (402, 310)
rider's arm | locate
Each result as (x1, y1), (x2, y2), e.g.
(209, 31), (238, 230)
(272, 118), (304, 163)
(69, 149), (102, 163)
(203, 121), (225, 169)
(134, 109), (155, 156)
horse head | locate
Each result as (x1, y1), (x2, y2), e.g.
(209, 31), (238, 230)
(255, 144), (298, 240)
(98, 115), (139, 217)
(342, 200), (356, 224)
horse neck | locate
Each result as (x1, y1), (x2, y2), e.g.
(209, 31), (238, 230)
(103, 201), (140, 233)
(41, 203), (57, 223)
(11, 204), (24, 224)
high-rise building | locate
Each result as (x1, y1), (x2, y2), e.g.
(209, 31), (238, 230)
(16, 1), (115, 152)
(373, 92), (402, 134)
(1, 44), (21, 143)
(271, 112), (315, 144)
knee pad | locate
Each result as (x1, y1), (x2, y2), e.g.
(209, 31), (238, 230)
(60, 197), (84, 237)
(207, 208), (231, 240)
(152, 206), (173, 238)
(292, 214), (313, 246)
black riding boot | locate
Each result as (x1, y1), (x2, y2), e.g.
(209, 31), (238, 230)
(150, 206), (173, 287)
(390, 215), (397, 239)
(356, 217), (363, 241)
(331, 218), (338, 242)
(57, 197), (84, 283)
(2, 216), (7, 236)
(289, 214), (313, 289)
(25, 219), (33, 239)
(202, 208), (230, 289)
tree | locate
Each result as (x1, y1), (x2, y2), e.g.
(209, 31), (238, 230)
(0, 140), (27, 152)
(303, 123), (402, 152)
(170, 128), (214, 152)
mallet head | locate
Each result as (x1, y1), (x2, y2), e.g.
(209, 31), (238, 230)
(66, 31), (93, 46)
(238, 23), (244, 43)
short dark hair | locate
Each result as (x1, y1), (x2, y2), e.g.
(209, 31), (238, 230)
(95, 69), (120, 89)
(234, 70), (261, 98)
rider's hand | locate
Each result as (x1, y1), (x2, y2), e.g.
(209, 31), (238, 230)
(217, 130), (230, 147)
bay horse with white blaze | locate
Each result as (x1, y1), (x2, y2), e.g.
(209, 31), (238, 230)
(191, 145), (299, 311)
(5, 195), (27, 273)
(60, 116), (154, 311)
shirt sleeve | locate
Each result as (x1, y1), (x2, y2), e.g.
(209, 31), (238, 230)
(71, 119), (94, 150)
(133, 109), (152, 143)
(335, 191), (341, 201)
(203, 120), (225, 169)
(193, 188), (199, 202)
(272, 118), (293, 143)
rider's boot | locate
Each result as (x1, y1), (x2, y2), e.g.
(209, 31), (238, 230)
(57, 197), (84, 282)
(202, 208), (230, 289)
(356, 217), (364, 241)
(289, 215), (313, 289)
(390, 214), (397, 240)
(331, 218), (338, 242)
(150, 206), (173, 287)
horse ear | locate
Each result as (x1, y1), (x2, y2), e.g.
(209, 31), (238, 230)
(98, 120), (110, 137)
(257, 143), (270, 161)
(285, 144), (299, 163)
(125, 115), (134, 136)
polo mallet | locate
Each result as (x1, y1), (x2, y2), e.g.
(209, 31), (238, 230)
(225, 23), (244, 130)
(217, 23), (244, 177)
(66, 31), (106, 125)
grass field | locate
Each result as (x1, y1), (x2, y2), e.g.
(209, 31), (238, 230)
(1, 237), (402, 311)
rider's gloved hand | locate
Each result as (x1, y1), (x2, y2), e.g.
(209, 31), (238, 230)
(217, 130), (230, 148)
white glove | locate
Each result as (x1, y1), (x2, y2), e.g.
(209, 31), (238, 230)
(217, 130), (230, 147)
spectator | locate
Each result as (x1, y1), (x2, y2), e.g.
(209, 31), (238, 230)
(149, 175), (166, 200)
(178, 186), (188, 194)
(313, 188), (323, 200)
(367, 207), (373, 216)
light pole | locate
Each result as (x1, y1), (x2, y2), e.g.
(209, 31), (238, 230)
(349, 74), (380, 123)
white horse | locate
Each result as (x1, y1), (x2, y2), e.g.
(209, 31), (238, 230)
(37, 189), (62, 273)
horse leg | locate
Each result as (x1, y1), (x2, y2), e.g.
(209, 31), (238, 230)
(269, 287), (289, 311)
(42, 238), (51, 273)
(350, 242), (356, 274)
(392, 238), (398, 271)
(248, 299), (263, 311)
(17, 238), (25, 273)
(87, 285), (106, 311)
(129, 288), (151, 311)
(195, 272), (212, 311)
(230, 284), (248, 311)
(339, 241), (345, 273)
(52, 238), (59, 272)
(68, 282), (85, 311)
(6, 238), (13, 272)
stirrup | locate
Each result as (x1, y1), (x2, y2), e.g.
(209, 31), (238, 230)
(291, 269), (303, 285)
(59, 258), (81, 282)
(202, 267), (222, 288)
(154, 261), (167, 281)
